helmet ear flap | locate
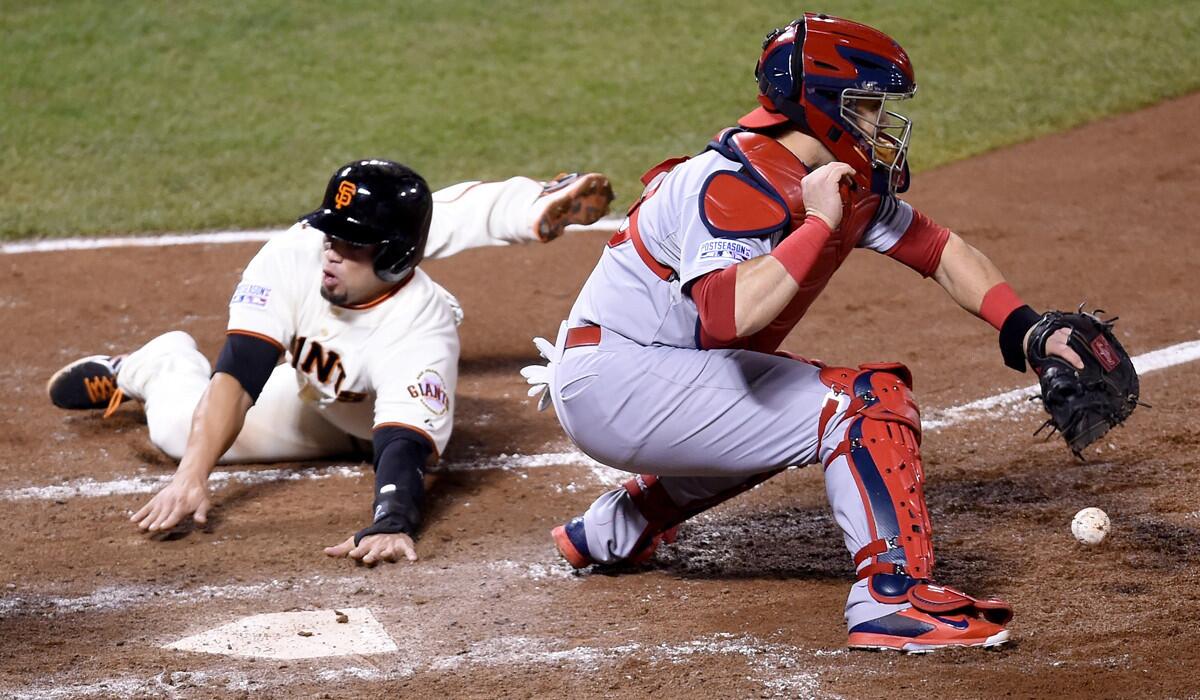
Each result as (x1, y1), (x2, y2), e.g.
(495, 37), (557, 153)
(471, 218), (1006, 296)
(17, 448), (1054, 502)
(372, 202), (431, 283)
(757, 45), (797, 99)
(755, 20), (806, 101)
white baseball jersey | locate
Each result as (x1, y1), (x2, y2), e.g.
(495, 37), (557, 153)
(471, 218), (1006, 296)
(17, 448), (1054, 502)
(567, 148), (915, 348)
(226, 222), (460, 453)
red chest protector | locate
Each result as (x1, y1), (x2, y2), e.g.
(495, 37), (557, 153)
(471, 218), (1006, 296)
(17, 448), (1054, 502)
(706, 128), (880, 261)
(703, 128), (881, 351)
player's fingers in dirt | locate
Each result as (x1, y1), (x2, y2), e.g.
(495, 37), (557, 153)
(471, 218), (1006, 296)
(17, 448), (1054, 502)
(323, 536), (356, 557)
(133, 496), (167, 530)
(351, 533), (419, 565)
(152, 505), (183, 531)
(130, 500), (154, 525)
(391, 534), (419, 562)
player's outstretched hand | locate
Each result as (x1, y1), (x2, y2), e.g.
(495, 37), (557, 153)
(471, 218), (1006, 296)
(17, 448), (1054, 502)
(801, 161), (856, 230)
(324, 532), (418, 565)
(131, 475), (211, 532)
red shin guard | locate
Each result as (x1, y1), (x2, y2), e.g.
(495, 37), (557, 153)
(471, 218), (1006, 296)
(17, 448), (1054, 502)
(819, 364), (934, 603)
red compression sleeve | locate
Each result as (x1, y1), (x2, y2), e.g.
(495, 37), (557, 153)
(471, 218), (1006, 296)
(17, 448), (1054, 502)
(769, 215), (833, 284)
(885, 208), (951, 278)
(691, 215), (833, 348)
(979, 282), (1025, 331)
(690, 266), (739, 345)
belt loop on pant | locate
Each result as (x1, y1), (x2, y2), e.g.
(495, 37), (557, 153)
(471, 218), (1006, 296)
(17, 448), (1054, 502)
(564, 324), (602, 349)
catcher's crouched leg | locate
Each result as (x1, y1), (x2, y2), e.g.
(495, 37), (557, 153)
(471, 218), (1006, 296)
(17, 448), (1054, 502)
(552, 475), (679, 568)
(819, 365), (1013, 652)
(552, 471), (781, 568)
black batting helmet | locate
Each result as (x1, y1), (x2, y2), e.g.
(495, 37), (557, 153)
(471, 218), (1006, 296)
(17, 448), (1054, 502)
(301, 159), (433, 283)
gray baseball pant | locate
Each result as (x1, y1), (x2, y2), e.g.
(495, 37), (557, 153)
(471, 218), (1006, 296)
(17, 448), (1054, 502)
(549, 328), (909, 629)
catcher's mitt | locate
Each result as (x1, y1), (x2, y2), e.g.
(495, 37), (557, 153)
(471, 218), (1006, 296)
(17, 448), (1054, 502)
(1025, 307), (1140, 458)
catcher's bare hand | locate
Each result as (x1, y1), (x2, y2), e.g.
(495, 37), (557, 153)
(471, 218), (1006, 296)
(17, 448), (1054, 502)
(1027, 326), (1084, 370)
(131, 475), (211, 532)
(324, 532), (418, 565)
(801, 161), (856, 229)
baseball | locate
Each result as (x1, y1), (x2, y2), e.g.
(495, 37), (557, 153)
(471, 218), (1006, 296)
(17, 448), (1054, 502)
(1071, 507), (1110, 546)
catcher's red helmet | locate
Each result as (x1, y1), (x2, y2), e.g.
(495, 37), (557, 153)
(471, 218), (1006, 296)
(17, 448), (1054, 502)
(739, 13), (916, 195)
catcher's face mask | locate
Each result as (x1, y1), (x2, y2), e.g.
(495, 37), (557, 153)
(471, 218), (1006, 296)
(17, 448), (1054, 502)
(841, 88), (915, 196)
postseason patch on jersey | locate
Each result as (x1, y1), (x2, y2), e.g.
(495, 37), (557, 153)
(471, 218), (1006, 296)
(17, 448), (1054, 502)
(698, 239), (754, 262)
(408, 369), (449, 416)
(230, 282), (271, 307)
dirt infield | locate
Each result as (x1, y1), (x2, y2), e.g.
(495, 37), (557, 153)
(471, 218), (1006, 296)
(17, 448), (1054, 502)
(2, 93), (1199, 699)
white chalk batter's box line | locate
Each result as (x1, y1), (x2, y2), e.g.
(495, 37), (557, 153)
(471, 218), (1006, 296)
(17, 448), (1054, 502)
(1, 632), (829, 699)
(0, 554), (580, 618)
(0, 217), (627, 255)
(3, 338), (1197, 503)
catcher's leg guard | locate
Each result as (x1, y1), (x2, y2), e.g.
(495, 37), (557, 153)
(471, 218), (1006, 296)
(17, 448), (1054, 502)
(553, 470), (781, 568)
(820, 365), (1013, 650)
(820, 365), (932, 593)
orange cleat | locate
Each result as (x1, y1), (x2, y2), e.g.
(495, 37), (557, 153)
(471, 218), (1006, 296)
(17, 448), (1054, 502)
(848, 582), (1013, 653)
(552, 516), (677, 569)
(848, 607), (1010, 653)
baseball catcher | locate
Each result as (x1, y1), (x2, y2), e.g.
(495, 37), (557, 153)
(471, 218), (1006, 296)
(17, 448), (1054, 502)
(46, 161), (613, 565)
(521, 13), (1138, 652)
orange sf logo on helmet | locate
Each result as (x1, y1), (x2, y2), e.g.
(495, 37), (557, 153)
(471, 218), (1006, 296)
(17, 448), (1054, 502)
(334, 181), (357, 209)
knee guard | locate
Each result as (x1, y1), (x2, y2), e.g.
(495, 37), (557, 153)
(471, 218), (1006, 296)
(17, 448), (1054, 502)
(621, 470), (782, 555)
(821, 364), (933, 604)
(619, 475), (679, 562)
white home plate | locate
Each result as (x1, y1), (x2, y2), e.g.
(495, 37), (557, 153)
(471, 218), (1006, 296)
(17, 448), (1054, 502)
(165, 608), (398, 659)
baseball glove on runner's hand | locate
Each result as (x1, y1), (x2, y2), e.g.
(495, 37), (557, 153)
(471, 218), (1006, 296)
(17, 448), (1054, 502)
(1026, 307), (1141, 458)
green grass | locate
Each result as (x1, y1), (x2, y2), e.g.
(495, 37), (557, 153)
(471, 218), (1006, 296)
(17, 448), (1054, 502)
(2, 1), (1198, 239)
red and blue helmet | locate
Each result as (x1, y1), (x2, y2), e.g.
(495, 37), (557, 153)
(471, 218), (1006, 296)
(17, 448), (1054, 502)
(739, 13), (917, 195)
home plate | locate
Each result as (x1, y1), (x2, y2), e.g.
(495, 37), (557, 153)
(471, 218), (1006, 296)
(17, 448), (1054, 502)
(165, 608), (398, 659)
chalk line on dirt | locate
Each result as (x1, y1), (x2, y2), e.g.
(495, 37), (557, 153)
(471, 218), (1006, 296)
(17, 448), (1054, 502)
(4, 338), (1194, 503)
(922, 338), (1200, 430)
(0, 558), (577, 618)
(0, 465), (364, 501)
(0, 218), (625, 255)
(3, 633), (833, 699)
(0, 452), (620, 501)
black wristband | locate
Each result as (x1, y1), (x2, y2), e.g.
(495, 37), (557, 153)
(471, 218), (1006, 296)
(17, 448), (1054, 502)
(355, 513), (418, 544)
(354, 426), (433, 545)
(999, 305), (1041, 372)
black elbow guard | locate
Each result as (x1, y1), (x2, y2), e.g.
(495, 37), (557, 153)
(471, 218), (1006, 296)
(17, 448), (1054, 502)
(214, 332), (282, 401)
